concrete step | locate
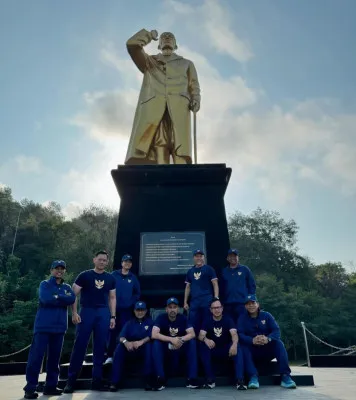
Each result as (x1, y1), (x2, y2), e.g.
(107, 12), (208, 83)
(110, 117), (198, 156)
(84, 354), (282, 375)
(59, 360), (282, 380)
(53, 361), (314, 389)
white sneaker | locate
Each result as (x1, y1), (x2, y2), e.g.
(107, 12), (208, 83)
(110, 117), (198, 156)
(104, 357), (113, 365)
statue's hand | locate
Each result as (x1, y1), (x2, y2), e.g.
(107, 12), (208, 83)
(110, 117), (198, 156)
(150, 30), (159, 41)
(190, 99), (200, 113)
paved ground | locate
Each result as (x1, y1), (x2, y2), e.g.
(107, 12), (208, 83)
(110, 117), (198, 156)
(1, 367), (355, 400)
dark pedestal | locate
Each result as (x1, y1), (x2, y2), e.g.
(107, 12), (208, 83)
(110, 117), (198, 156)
(111, 164), (232, 308)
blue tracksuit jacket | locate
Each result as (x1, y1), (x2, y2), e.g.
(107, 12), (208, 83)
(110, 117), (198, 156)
(237, 310), (281, 344)
(34, 276), (75, 334)
(112, 270), (140, 309)
(221, 264), (256, 305)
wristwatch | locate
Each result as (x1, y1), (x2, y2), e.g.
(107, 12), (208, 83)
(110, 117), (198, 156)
(122, 339), (127, 344)
(111, 316), (116, 319)
(268, 337), (272, 342)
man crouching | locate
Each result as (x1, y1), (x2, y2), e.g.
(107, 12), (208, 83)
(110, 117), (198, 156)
(151, 297), (200, 390)
(109, 301), (153, 391)
(198, 297), (246, 390)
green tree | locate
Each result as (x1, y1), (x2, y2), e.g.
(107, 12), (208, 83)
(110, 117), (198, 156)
(315, 262), (349, 298)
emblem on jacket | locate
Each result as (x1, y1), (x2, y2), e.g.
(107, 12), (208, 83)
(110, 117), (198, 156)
(193, 272), (201, 280)
(214, 327), (222, 337)
(261, 320), (266, 325)
(145, 326), (149, 330)
(128, 279), (132, 283)
(169, 327), (179, 336)
(238, 271), (242, 275)
(95, 280), (105, 289)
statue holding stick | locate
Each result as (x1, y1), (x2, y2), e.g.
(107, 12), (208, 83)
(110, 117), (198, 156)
(125, 29), (201, 165)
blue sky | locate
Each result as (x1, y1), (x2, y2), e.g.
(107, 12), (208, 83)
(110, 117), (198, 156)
(1, 0), (356, 268)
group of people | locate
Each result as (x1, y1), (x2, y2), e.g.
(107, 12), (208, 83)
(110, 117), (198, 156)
(23, 248), (296, 399)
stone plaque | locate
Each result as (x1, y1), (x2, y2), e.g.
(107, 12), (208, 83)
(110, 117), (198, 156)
(139, 232), (206, 276)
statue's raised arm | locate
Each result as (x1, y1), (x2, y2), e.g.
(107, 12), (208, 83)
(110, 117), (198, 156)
(125, 29), (201, 166)
(126, 29), (158, 73)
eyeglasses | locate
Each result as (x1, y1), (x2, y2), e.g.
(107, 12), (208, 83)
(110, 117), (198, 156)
(211, 306), (222, 310)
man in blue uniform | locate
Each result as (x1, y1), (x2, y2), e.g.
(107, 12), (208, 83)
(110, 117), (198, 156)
(23, 260), (75, 399)
(198, 297), (246, 390)
(184, 249), (219, 333)
(105, 254), (141, 365)
(237, 295), (297, 389)
(152, 297), (199, 390)
(109, 301), (153, 391)
(63, 250), (116, 393)
(221, 249), (256, 323)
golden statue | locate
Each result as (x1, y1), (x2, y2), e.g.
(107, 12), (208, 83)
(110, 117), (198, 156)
(125, 29), (201, 165)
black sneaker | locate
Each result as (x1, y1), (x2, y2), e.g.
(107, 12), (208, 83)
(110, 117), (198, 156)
(236, 380), (247, 390)
(43, 387), (63, 395)
(109, 384), (118, 392)
(154, 377), (165, 391)
(63, 383), (74, 394)
(186, 378), (200, 389)
(24, 392), (38, 399)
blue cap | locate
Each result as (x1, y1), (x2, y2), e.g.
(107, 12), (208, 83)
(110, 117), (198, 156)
(193, 249), (204, 256)
(134, 301), (147, 310)
(228, 248), (239, 255)
(51, 260), (66, 269)
(122, 254), (133, 262)
(166, 297), (179, 306)
(245, 294), (258, 303)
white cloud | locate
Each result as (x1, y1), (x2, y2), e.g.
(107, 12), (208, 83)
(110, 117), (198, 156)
(0, 183), (7, 190)
(100, 41), (141, 85)
(0, 156), (46, 195)
(58, 137), (123, 211)
(322, 142), (356, 196)
(201, 102), (356, 203)
(179, 46), (258, 113)
(163, 0), (253, 63)
(15, 155), (43, 174)
(200, 0), (254, 62)
(62, 201), (83, 220)
(70, 89), (138, 142)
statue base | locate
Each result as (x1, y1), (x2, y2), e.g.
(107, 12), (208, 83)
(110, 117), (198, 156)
(111, 163), (232, 308)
